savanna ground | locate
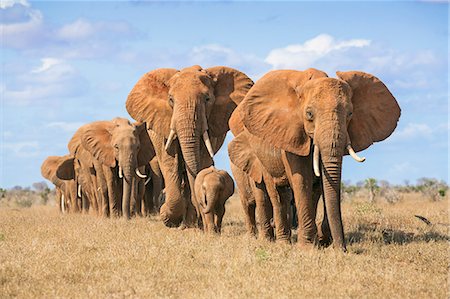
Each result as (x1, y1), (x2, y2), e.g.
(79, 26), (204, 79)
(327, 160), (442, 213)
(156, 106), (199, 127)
(0, 192), (448, 298)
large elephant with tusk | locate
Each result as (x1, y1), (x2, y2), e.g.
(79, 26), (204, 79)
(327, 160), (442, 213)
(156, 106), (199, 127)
(63, 117), (154, 218)
(126, 65), (253, 227)
(237, 69), (400, 251)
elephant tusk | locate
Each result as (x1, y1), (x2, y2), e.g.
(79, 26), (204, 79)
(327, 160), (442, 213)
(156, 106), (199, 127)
(313, 144), (321, 177)
(61, 194), (65, 213)
(203, 131), (215, 158)
(119, 166), (123, 179)
(77, 185), (82, 198)
(135, 168), (147, 179)
(165, 129), (176, 151)
(347, 144), (366, 162)
(145, 177), (151, 185)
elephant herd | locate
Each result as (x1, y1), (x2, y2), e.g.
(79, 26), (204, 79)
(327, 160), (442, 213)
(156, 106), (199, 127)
(41, 65), (400, 251)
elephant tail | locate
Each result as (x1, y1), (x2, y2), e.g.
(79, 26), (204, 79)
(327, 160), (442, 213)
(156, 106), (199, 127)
(203, 191), (214, 214)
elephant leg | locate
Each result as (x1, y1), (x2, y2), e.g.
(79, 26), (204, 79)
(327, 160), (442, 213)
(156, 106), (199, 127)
(282, 151), (317, 248)
(254, 182), (274, 241)
(264, 177), (291, 243)
(149, 159), (163, 214)
(89, 168), (104, 216)
(94, 166), (108, 217)
(241, 195), (257, 237)
(55, 188), (63, 212)
(315, 179), (332, 247)
(102, 167), (119, 217)
(136, 179), (144, 217)
(129, 178), (139, 217)
(184, 171), (198, 227)
(149, 132), (185, 227)
(143, 178), (153, 216)
(153, 177), (164, 213)
(215, 206), (225, 234)
(231, 163), (257, 237)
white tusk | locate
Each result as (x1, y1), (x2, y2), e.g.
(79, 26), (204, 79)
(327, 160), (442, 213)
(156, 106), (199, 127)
(313, 144), (321, 177)
(347, 144), (366, 162)
(165, 129), (176, 151)
(145, 177), (151, 185)
(135, 168), (147, 179)
(119, 166), (123, 179)
(61, 194), (66, 213)
(203, 131), (215, 158)
(77, 185), (82, 198)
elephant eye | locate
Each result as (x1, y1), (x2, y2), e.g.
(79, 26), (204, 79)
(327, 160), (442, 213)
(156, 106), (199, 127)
(348, 111), (353, 118)
(114, 144), (119, 150)
(168, 96), (174, 107)
(306, 110), (314, 121)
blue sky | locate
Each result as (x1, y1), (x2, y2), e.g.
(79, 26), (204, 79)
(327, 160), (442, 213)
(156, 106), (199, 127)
(1, 0), (448, 188)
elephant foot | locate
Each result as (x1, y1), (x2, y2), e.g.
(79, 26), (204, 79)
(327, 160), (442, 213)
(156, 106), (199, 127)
(247, 227), (257, 238)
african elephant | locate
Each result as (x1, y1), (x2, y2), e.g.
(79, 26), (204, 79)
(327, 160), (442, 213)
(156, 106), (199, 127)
(63, 118), (154, 218)
(228, 107), (293, 242)
(239, 68), (400, 251)
(126, 65), (253, 227)
(194, 166), (234, 233)
(41, 155), (78, 213)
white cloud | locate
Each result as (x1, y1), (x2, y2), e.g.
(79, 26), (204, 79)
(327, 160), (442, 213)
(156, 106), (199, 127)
(0, 1), (43, 48)
(0, 0), (29, 9)
(1, 141), (40, 157)
(56, 19), (95, 41)
(3, 57), (88, 105)
(30, 57), (62, 74)
(265, 34), (371, 69)
(390, 122), (448, 141)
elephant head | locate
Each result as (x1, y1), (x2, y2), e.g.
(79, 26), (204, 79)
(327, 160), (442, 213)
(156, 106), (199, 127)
(126, 65), (253, 176)
(41, 155), (76, 212)
(195, 166), (235, 233)
(80, 118), (155, 217)
(240, 69), (400, 250)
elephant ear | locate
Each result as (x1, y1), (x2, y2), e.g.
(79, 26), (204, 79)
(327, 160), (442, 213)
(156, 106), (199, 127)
(81, 121), (116, 168)
(211, 134), (227, 154)
(206, 66), (254, 137)
(337, 71), (401, 152)
(219, 170), (235, 199)
(241, 69), (328, 156)
(56, 156), (75, 180)
(134, 122), (156, 167)
(228, 132), (263, 184)
(229, 105), (244, 136)
(126, 68), (178, 138)
(41, 156), (62, 183)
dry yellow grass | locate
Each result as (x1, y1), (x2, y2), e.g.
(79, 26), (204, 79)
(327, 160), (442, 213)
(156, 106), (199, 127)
(0, 193), (448, 298)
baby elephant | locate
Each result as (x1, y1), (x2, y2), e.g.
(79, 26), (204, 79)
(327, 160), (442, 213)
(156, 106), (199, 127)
(195, 166), (235, 233)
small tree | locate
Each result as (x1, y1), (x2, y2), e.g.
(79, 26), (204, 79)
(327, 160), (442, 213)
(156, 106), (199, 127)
(416, 178), (448, 201)
(32, 181), (48, 192)
(364, 178), (379, 202)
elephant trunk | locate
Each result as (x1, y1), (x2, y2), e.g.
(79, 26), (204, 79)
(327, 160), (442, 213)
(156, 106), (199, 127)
(176, 111), (202, 176)
(203, 191), (216, 214)
(316, 119), (347, 251)
(121, 166), (134, 219)
(321, 159), (346, 251)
